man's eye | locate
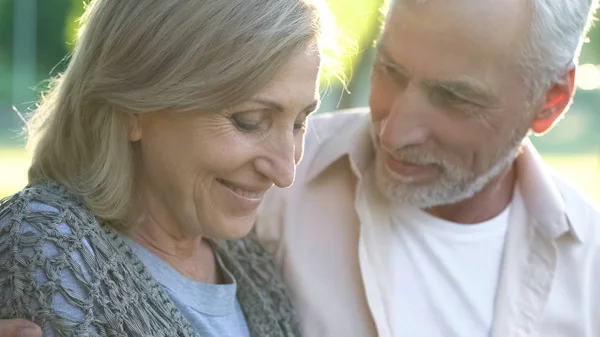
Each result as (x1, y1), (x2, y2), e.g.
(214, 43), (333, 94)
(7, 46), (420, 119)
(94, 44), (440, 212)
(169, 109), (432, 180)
(430, 88), (467, 106)
(232, 112), (268, 132)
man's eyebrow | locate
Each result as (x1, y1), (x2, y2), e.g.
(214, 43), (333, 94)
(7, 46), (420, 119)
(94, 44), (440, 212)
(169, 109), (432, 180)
(376, 42), (498, 106)
(424, 79), (499, 106)
(375, 43), (409, 74)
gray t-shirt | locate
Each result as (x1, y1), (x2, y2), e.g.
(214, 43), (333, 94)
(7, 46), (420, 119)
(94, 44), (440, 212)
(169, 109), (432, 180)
(11, 201), (250, 337)
(122, 236), (250, 337)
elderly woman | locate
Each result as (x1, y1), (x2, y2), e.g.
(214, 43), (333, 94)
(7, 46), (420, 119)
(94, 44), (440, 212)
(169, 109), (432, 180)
(0, 0), (337, 336)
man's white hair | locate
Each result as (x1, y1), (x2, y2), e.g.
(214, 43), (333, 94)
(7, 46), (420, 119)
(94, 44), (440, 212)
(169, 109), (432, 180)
(384, 0), (599, 100)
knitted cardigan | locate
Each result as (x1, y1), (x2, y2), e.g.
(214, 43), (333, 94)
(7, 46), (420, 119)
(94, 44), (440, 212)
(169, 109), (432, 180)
(0, 182), (300, 337)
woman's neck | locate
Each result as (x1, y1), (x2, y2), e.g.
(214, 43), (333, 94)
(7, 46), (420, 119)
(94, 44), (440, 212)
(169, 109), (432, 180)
(126, 185), (223, 284)
(125, 174), (224, 283)
(127, 220), (223, 284)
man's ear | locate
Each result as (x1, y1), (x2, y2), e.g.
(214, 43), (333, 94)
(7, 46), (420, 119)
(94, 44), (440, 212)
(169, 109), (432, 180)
(531, 66), (576, 135)
(129, 113), (142, 141)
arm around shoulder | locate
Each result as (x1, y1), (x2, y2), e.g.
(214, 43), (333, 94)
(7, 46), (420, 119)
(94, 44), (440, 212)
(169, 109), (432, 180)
(0, 192), (99, 336)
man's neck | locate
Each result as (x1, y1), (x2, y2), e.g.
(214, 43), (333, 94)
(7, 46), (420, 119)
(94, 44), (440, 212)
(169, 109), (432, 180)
(425, 164), (517, 224)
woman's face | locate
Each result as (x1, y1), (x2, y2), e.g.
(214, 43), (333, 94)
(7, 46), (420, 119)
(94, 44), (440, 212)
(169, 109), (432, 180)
(131, 48), (321, 240)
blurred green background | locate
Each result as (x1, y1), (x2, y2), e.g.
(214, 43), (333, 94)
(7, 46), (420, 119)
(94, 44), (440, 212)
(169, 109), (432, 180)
(0, 0), (599, 201)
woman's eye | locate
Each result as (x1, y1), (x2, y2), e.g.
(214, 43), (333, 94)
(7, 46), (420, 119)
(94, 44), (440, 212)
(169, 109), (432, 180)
(232, 112), (268, 132)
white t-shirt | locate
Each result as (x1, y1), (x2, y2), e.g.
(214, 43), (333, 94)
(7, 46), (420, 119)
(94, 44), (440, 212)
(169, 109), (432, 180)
(391, 199), (512, 337)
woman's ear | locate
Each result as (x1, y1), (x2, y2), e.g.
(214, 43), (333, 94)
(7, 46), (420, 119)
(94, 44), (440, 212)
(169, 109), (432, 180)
(129, 113), (142, 141)
(531, 66), (576, 135)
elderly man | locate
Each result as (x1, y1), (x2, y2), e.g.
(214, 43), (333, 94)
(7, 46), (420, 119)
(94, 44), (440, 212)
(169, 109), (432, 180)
(255, 0), (600, 336)
(2, 0), (599, 336)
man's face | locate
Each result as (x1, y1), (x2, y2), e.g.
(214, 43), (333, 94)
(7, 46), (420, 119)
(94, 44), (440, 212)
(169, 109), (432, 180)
(369, 0), (536, 208)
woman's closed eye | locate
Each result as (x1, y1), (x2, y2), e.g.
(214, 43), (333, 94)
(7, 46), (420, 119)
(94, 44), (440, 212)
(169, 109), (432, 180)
(294, 108), (317, 133)
(232, 110), (271, 132)
(294, 119), (308, 132)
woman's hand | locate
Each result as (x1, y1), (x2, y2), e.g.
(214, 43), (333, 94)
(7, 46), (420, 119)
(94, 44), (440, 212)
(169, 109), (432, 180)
(0, 319), (42, 337)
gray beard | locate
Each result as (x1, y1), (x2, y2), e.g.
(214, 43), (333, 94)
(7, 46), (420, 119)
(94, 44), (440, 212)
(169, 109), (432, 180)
(374, 143), (521, 208)
(371, 124), (525, 208)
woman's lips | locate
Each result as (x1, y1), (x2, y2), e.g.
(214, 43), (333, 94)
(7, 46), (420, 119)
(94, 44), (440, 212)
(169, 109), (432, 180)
(216, 178), (267, 200)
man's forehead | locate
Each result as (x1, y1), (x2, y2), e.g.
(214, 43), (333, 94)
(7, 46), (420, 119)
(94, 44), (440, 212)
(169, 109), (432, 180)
(376, 43), (501, 106)
(385, 0), (530, 53)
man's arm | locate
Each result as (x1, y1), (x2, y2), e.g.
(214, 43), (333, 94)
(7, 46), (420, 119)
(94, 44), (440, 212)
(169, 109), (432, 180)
(0, 319), (42, 337)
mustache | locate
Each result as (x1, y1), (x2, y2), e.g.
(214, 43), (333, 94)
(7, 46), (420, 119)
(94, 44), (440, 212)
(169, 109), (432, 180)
(371, 127), (453, 167)
(391, 147), (450, 167)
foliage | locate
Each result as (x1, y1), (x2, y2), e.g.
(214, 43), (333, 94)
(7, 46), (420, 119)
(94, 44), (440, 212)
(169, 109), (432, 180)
(65, 0), (85, 50)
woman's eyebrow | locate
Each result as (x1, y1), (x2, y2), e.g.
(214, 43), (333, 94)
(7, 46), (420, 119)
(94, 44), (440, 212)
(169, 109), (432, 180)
(251, 97), (320, 113)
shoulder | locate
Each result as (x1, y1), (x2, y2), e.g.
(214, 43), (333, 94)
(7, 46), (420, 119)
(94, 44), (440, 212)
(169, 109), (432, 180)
(301, 108), (371, 176)
(547, 170), (600, 321)
(307, 107), (370, 129)
(304, 108), (371, 151)
(1, 184), (197, 336)
(550, 171), (600, 245)
(1, 182), (89, 221)
(0, 184), (101, 331)
(0, 183), (96, 247)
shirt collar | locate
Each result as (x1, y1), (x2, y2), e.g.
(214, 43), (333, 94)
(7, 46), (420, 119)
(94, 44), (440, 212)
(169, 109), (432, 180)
(515, 139), (584, 243)
(306, 110), (374, 182)
(305, 111), (583, 243)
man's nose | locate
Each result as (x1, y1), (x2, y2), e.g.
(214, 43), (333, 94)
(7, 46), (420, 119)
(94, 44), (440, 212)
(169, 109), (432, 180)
(379, 87), (431, 153)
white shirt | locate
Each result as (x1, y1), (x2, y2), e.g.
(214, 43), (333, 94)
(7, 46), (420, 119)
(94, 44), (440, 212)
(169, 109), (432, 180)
(390, 194), (512, 337)
(255, 109), (600, 337)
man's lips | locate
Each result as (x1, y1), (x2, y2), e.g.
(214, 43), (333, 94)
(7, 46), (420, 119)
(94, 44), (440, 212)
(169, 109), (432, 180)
(385, 154), (438, 178)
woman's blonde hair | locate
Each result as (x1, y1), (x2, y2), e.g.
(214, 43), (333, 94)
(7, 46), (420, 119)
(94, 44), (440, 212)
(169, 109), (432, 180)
(27, 0), (339, 227)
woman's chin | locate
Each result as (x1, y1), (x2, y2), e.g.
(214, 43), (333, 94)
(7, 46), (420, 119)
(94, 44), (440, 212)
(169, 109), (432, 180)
(209, 213), (257, 240)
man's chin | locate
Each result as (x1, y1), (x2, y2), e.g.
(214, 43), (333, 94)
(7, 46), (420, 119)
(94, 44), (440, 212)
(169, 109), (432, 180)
(375, 171), (478, 209)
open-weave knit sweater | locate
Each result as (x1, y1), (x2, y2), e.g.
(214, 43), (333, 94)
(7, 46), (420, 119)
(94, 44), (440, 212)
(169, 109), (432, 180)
(0, 182), (300, 337)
